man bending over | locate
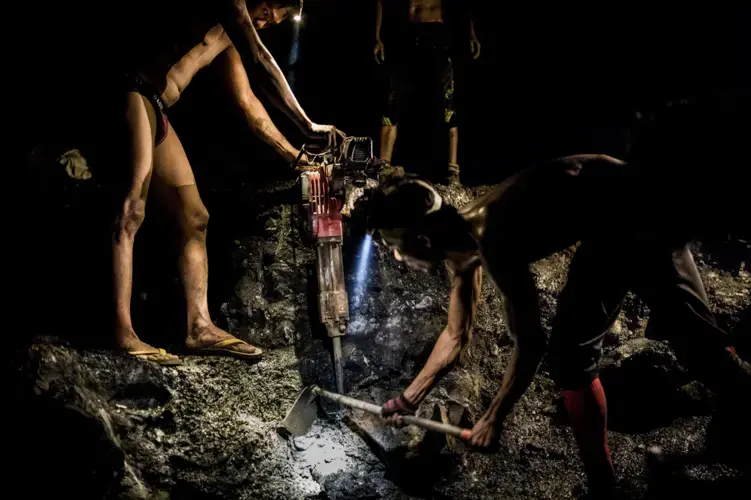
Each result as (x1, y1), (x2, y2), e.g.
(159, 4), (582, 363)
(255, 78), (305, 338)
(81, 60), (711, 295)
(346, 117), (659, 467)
(368, 94), (750, 497)
(111, 0), (343, 365)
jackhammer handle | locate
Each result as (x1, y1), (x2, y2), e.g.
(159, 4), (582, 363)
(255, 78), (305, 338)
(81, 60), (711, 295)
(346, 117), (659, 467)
(313, 387), (472, 441)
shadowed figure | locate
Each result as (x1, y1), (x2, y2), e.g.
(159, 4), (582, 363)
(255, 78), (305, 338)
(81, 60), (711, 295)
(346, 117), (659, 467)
(374, 0), (480, 184)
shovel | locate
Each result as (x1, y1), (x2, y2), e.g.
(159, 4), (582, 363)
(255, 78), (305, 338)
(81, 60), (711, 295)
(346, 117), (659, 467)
(282, 385), (472, 440)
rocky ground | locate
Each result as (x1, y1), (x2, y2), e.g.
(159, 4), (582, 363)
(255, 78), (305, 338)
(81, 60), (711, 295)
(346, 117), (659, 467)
(10, 170), (750, 499)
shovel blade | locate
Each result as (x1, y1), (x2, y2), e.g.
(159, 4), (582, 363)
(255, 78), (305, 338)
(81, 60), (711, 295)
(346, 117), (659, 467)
(281, 386), (319, 437)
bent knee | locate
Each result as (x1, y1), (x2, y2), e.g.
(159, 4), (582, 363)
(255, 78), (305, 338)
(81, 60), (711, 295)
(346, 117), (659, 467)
(182, 204), (210, 235)
(115, 198), (146, 237)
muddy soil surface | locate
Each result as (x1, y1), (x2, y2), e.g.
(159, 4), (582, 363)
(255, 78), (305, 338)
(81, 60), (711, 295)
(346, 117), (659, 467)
(10, 173), (750, 499)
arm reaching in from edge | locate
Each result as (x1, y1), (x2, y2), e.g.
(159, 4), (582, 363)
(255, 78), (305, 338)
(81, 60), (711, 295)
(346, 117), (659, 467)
(382, 262), (482, 421)
(218, 1), (344, 147)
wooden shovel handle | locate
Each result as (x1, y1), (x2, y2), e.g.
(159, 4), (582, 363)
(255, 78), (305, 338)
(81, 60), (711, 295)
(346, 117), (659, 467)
(313, 386), (472, 441)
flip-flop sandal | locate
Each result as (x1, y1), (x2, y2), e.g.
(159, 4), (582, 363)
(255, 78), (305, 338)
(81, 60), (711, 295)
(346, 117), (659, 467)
(189, 338), (263, 360)
(128, 348), (183, 366)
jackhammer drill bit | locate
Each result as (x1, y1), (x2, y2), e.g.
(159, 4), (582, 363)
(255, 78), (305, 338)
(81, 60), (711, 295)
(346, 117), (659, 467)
(316, 238), (348, 394)
(331, 330), (345, 394)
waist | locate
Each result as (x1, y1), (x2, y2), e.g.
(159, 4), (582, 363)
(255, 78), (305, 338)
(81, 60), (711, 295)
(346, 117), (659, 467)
(408, 22), (448, 49)
(124, 72), (166, 111)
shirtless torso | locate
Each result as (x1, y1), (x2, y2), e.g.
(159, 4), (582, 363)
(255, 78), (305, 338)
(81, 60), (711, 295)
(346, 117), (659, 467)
(151, 23), (233, 107)
(127, 4), (242, 108)
(408, 0), (444, 23)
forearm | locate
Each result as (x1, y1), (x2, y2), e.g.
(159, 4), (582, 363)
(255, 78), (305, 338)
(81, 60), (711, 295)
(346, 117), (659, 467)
(484, 344), (546, 424)
(470, 19), (477, 40)
(375, 0), (383, 41)
(402, 265), (480, 405)
(403, 329), (464, 404)
(240, 93), (298, 162)
(484, 263), (546, 424)
(222, 2), (312, 131)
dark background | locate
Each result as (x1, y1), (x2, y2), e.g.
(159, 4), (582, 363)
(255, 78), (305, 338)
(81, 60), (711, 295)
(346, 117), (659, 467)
(184, 1), (751, 183)
(22, 2), (751, 182)
(17, 1), (750, 343)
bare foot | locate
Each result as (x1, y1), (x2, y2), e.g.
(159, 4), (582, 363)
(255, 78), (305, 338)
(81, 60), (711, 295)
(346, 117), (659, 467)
(186, 323), (262, 356)
(116, 328), (182, 365)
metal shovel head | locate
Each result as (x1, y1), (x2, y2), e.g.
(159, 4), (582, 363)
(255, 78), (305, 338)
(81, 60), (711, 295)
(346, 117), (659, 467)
(281, 385), (320, 437)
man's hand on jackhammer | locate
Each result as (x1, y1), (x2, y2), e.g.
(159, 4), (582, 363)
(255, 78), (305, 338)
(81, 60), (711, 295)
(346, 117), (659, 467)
(381, 393), (419, 427)
(307, 123), (346, 149)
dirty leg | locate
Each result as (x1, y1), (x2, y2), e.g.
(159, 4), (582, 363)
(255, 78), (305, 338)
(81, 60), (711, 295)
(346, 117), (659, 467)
(151, 131), (259, 356)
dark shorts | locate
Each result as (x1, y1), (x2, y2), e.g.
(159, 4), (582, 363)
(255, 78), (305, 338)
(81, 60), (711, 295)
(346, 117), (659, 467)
(124, 73), (170, 146)
(381, 23), (457, 128)
(547, 238), (730, 390)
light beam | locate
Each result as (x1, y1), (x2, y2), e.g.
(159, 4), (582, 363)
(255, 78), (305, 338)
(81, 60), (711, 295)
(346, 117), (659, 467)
(353, 233), (373, 308)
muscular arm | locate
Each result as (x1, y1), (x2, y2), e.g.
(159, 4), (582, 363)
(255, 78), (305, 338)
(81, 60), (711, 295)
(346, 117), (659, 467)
(402, 262), (483, 404)
(219, 1), (313, 133)
(481, 262), (547, 427)
(215, 45), (299, 163)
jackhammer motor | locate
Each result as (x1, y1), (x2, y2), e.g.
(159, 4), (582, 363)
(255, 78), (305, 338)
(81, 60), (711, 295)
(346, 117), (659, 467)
(295, 137), (382, 393)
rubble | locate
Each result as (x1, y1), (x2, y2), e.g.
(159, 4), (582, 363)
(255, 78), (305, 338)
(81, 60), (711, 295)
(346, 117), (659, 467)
(10, 174), (750, 499)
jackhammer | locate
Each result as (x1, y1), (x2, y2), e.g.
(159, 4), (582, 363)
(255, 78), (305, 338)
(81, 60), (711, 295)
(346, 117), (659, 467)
(294, 137), (382, 393)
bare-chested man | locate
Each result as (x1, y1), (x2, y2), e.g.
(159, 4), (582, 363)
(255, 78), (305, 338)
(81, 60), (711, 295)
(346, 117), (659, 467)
(112, 0), (343, 365)
(368, 95), (750, 498)
(374, 0), (480, 184)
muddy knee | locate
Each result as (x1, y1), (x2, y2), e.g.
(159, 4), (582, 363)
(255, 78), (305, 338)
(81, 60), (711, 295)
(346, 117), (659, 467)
(181, 203), (210, 239)
(114, 198), (146, 240)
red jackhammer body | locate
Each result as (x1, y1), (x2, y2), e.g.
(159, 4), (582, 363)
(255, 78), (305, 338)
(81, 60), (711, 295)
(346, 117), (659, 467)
(297, 137), (382, 394)
(301, 169), (348, 393)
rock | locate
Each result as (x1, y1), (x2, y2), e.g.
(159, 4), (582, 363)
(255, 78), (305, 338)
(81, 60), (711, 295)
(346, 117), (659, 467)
(12, 178), (751, 499)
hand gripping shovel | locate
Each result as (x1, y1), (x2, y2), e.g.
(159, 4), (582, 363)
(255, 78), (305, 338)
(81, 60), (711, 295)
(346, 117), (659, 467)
(282, 385), (472, 441)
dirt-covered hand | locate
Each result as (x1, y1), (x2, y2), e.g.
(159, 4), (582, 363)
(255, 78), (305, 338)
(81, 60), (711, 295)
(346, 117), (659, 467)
(381, 394), (418, 428)
(469, 412), (501, 449)
(307, 123), (346, 149)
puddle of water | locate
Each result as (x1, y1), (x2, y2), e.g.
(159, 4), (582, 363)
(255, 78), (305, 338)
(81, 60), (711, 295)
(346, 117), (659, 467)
(291, 422), (352, 478)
